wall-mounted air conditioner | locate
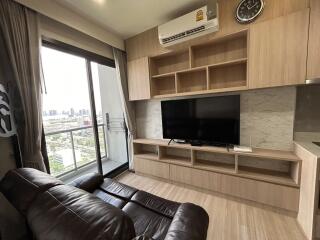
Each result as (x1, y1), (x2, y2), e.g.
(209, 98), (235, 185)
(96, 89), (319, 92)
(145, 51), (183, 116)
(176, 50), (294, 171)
(158, 5), (219, 47)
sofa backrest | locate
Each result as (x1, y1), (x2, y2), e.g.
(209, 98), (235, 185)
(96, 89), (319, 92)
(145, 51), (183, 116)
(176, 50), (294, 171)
(0, 168), (136, 240)
(0, 168), (63, 215)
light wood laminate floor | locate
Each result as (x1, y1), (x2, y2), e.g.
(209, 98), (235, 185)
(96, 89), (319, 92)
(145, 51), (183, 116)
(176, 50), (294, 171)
(117, 172), (306, 240)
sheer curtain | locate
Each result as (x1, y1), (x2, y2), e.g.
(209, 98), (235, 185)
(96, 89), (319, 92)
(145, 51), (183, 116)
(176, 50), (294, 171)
(113, 48), (136, 169)
(0, 0), (46, 171)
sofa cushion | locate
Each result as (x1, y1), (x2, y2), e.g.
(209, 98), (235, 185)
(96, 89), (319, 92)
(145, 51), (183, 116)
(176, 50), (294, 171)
(164, 203), (209, 240)
(131, 191), (179, 219)
(69, 172), (103, 193)
(99, 178), (138, 200)
(0, 168), (63, 215)
(27, 185), (136, 240)
(123, 202), (172, 240)
(93, 189), (126, 208)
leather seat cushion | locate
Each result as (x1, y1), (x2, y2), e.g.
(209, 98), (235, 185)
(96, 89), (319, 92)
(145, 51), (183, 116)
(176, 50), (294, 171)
(123, 202), (172, 240)
(131, 191), (179, 219)
(27, 185), (136, 240)
(93, 189), (126, 208)
(99, 178), (137, 200)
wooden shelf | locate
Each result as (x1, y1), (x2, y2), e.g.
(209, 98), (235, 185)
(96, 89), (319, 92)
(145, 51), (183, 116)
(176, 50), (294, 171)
(135, 152), (158, 160)
(177, 68), (207, 93)
(238, 148), (301, 162)
(238, 166), (298, 187)
(209, 62), (247, 90)
(133, 139), (301, 162)
(191, 32), (247, 68)
(159, 146), (191, 166)
(151, 59), (247, 78)
(133, 139), (301, 187)
(151, 75), (176, 96)
(207, 58), (247, 69)
(149, 50), (189, 76)
(194, 160), (235, 174)
(160, 156), (192, 167)
(152, 86), (248, 99)
(152, 72), (175, 78)
(148, 30), (249, 99)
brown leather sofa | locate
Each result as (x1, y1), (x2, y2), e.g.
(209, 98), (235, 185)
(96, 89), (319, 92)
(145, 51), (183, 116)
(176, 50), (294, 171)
(0, 168), (209, 240)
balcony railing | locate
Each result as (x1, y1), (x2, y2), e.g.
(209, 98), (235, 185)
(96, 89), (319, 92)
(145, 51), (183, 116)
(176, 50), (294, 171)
(45, 124), (107, 177)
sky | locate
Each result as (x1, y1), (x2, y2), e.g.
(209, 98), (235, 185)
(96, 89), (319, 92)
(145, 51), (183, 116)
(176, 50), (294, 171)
(41, 47), (102, 114)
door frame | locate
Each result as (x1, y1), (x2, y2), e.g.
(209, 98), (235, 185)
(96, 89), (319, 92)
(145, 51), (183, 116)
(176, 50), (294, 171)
(41, 37), (129, 177)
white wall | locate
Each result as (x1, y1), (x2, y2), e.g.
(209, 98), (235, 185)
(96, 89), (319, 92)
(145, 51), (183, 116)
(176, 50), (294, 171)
(14, 0), (124, 50)
(135, 87), (296, 151)
(40, 15), (114, 60)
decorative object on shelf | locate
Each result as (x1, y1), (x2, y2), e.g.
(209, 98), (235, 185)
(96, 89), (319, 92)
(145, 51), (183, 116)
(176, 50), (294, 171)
(0, 83), (16, 137)
(235, 0), (264, 24)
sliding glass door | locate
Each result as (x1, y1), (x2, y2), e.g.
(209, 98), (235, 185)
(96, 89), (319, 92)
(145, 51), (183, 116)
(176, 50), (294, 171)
(41, 44), (127, 179)
(91, 62), (128, 174)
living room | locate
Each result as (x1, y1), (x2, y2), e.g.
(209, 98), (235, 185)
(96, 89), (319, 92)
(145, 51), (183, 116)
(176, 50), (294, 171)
(0, 0), (320, 239)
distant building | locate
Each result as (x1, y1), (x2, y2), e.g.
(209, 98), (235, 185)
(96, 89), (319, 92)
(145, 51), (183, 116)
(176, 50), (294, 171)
(49, 110), (57, 116)
(70, 108), (75, 117)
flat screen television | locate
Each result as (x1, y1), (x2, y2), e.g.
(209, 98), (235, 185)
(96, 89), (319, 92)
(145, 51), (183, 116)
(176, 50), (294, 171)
(161, 95), (240, 145)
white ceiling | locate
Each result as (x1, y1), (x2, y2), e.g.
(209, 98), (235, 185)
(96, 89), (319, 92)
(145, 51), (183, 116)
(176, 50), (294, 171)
(54, 0), (205, 39)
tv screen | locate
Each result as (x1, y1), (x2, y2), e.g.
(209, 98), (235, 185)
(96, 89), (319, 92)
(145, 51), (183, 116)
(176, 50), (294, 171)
(161, 95), (240, 145)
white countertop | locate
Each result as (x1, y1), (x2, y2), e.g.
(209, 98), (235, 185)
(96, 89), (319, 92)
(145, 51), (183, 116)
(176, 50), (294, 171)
(295, 141), (320, 158)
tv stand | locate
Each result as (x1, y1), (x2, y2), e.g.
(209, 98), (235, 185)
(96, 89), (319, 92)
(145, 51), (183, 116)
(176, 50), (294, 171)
(133, 138), (302, 212)
(190, 140), (203, 146)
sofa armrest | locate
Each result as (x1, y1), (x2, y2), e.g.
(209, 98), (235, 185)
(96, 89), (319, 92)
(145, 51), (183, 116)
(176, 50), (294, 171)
(69, 172), (103, 193)
(164, 203), (209, 240)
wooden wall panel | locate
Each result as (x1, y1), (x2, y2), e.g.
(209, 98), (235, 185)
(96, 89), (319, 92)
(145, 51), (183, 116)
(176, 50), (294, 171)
(248, 10), (309, 89)
(127, 57), (151, 100)
(125, 0), (309, 61)
(307, 0), (320, 80)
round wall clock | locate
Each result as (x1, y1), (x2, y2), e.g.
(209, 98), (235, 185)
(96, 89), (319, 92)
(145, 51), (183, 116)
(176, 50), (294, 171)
(235, 0), (265, 24)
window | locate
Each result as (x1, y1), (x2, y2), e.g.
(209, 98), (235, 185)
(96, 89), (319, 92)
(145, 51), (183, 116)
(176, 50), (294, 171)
(41, 41), (128, 179)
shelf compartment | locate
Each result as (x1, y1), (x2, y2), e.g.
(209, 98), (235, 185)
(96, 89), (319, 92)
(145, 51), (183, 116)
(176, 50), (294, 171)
(209, 62), (247, 90)
(159, 146), (191, 166)
(151, 75), (176, 97)
(191, 32), (247, 68)
(237, 155), (299, 186)
(177, 68), (207, 93)
(193, 151), (236, 173)
(134, 143), (159, 160)
(150, 50), (189, 76)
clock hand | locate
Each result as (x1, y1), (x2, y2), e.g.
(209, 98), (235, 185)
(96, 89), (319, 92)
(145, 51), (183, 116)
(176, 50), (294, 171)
(248, 2), (258, 10)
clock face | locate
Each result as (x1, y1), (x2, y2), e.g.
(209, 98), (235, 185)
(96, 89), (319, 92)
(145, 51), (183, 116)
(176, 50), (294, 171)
(236, 0), (264, 24)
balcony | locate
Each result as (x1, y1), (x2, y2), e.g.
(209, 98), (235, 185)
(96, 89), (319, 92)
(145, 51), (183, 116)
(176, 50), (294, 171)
(45, 124), (108, 178)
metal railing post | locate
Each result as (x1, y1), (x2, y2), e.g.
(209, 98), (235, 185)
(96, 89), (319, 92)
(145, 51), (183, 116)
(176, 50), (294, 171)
(70, 131), (77, 171)
(101, 126), (107, 159)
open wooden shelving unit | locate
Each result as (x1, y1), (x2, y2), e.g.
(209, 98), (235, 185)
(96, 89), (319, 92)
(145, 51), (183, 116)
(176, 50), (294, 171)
(149, 31), (248, 98)
(133, 138), (301, 188)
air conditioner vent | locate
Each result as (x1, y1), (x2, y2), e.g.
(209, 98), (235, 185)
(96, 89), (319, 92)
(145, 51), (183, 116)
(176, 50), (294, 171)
(162, 26), (206, 44)
(186, 25), (205, 35)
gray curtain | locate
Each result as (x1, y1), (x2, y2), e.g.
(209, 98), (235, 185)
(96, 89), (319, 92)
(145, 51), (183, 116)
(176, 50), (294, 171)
(113, 48), (136, 169)
(0, 0), (46, 172)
